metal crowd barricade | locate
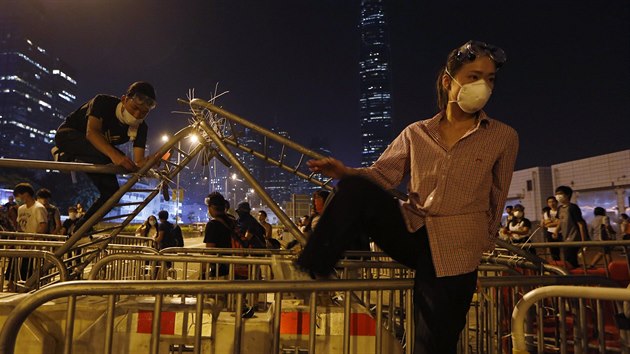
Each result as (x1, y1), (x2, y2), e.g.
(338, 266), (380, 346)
(159, 246), (294, 257)
(0, 279), (414, 354)
(511, 285), (630, 354)
(460, 259), (625, 354)
(0, 249), (68, 292)
(109, 235), (157, 249)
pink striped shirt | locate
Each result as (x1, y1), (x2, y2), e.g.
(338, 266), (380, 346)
(357, 111), (519, 277)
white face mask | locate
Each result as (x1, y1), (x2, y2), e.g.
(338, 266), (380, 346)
(513, 211), (523, 218)
(448, 75), (493, 113)
(555, 194), (567, 203)
(116, 102), (144, 127)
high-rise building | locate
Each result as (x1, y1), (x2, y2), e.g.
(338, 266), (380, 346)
(263, 127), (292, 206)
(290, 137), (333, 196)
(0, 29), (78, 160)
(359, 0), (393, 167)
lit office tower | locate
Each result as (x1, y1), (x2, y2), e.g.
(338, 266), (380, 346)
(263, 127), (292, 206)
(359, 0), (393, 167)
(0, 30), (78, 160)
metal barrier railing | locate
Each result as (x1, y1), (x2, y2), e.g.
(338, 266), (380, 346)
(88, 252), (416, 312)
(0, 279), (414, 354)
(110, 235), (157, 249)
(159, 246), (295, 257)
(0, 250), (68, 292)
(0, 231), (68, 242)
(464, 273), (625, 354)
(511, 285), (630, 354)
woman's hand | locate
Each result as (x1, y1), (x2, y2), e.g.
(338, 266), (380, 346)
(307, 158), (352, 179)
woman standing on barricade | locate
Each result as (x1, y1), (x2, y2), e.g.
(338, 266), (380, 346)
(296, 40), (519, 354)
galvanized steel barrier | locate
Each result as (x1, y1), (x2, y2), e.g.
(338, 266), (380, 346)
(0, 279), (414, 354)
(511, 285), (630, 354)
(109, 235), (157, 249)
(0, 249), (68, 292)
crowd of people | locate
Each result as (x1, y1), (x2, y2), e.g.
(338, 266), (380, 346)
(501, 185), (630, 269)
(0, 184), (87, 237)
(1, 45), (630, 353)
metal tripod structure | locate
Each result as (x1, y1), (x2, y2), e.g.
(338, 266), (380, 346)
(0, 95), (334, 289)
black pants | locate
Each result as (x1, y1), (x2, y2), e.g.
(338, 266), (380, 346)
(55, 129), (120, 225)
(545, 231), (562, 261)
(297, 176), (477, 354)
(565, 246), (580, 268)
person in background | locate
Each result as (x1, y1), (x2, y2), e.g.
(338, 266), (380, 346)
(60, 206), (82, 268)
(620, 213), (630, 240)
(203, 192), (234, 277)
(304, 190), (331, 233)
(257, 210), (273, 240)
(504, 205), (514, 226)
(504, 204), (534, 254)
(156, 211), (176, 251)
(3, 196), (16, 210)
(8, 183), (48, 291)
(1, 196), (18, 232)
(136, 215), (159, 239)
(235, 202), (266, 249)
(76, 203), (85, 219)
(60, 206), (79, 236)
(542, 196), (561, 260)
(297, 40), (517, 354)
(587, 207), (616, 268)
(36, 188), (62, 235)
(553, 185), (587, 268)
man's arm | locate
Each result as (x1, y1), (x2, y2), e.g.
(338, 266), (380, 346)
(53, 209), (62, 234)
(156, 230), (164, 244)
(133, 146), (152, 167)
(578, 221), (587, 241)
(86, 116), (137, 171)
(36, 206), (48, 234)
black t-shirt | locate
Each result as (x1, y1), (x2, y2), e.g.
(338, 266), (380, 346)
(158, 220), (176, 249)
(62, 218), (76, 236)
(235, 213), (267, 248)
(58, 94), (148, 148)
(204, 216), (235, 277)
(203, 218), (233, 248)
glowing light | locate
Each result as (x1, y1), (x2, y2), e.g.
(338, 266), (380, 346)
(161, 134), (169, 142)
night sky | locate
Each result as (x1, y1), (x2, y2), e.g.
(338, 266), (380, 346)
(7, 0), (629, 170)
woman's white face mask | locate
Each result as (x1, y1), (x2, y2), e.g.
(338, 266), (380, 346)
(447, 74), (493, 113)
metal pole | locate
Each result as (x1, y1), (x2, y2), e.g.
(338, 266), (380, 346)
(0, 158), (127, 174)
(195, 119), (306, 245)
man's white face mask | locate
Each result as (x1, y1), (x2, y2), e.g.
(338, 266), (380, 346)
(116, 102), (144, 127)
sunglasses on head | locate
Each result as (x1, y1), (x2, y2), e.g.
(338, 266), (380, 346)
(455, 40), (506, 68)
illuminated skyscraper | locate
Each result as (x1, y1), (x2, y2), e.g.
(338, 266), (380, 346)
(359, 0), (393, 167)
(0, 28), (78, 160)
